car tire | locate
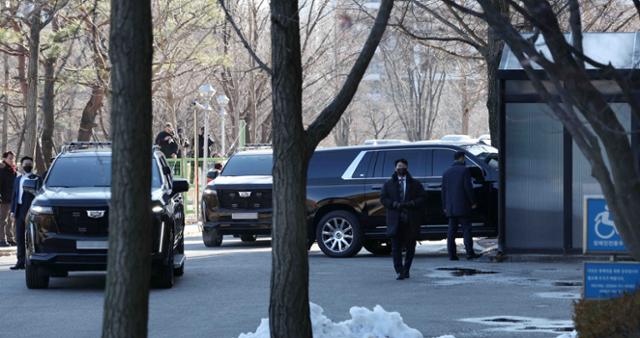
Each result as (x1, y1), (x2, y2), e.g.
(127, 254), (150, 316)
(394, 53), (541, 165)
(363, 240), (392, 256)
(316, 210), (363, 258)
(240, 234), (257, 242)
(153, 234), (175, 289)
(174, 235), (185, 277)
(202, 228), (223, 247)
(26, 263), (50, 289)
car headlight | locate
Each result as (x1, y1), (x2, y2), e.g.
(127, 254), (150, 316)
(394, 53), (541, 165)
(30, 205), (54, 215)
(152, 205), (164, 214)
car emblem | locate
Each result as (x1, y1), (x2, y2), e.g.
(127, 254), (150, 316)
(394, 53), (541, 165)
(87, 210), (105, 218)
(239, 191), (252, 198)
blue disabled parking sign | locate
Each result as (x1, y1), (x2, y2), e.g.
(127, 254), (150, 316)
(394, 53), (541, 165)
(583, 196), (627, 254)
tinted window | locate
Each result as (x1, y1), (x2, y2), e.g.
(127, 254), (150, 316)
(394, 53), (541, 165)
(46, 156), (162, 188)
(222, 154), (273, 176)
(308, 150), (359, 179)
(352, 152), (374, 178)
(379, 149), (427, 178)
(433, 149), (457, 177)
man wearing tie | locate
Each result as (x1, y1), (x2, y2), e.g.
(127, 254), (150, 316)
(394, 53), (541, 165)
(380, 159), (425, 280)
(10, 157), (40, 270)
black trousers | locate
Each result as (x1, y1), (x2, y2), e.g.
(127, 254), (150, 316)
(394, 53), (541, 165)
(447, 217), (474, 258)
(15, 205), (27, 265)
(391, 222), (416, 274)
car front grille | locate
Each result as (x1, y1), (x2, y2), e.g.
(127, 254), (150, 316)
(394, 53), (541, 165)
(217, 189), (272, 210)
(54, 207), (109, 236)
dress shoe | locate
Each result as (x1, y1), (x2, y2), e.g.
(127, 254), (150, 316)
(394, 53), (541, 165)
(10, 264), (25, 270)
(467, 253), (482, 260)
(396, 273), (405, 280)
(403, 271), (410, 279)
(449, 256), (459, 261)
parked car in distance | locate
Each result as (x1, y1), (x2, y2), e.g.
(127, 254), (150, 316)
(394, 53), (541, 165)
(24, 142), (189, 289)
(201, 143), (498, 257)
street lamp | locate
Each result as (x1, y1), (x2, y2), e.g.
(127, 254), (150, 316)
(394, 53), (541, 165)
(197, 84), (216, 194)
(216, 94), (229, 156)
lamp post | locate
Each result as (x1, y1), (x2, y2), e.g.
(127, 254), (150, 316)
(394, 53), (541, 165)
(198, 84), (216, 193)
(216, 94), (229, 156)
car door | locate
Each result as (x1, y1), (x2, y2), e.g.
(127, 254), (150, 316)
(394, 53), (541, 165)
(363, 149), (428, 231)
(158, 156), (183, 243)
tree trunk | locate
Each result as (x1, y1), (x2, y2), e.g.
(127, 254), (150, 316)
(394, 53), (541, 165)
(77, 85), (105, 141)
(2, 52), (8, 153)
(24, 10), (42, 160)
(462, 108), (470, 134)
(485, 0), (509, 149)
(41, 57), (55, 167)
(101, 0), (153, 335)
(269, 1), (313, 336)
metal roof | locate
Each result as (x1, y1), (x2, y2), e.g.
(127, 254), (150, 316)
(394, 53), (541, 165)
(499, 32), (640, 71)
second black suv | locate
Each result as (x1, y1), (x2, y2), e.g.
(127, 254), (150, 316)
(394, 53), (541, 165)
(202, 142), (498, 257)
(23, 142), (189, 288)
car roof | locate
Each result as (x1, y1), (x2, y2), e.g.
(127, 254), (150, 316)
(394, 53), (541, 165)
(57, 149), (164, 158)
(233, 142), (480, 157)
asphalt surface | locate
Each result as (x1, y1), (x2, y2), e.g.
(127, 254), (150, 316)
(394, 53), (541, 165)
(0, 230), (582, 338)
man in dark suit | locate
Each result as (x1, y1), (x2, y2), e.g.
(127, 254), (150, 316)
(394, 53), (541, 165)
(380, 158), (425, 280)
(10, 156), (41, 270)
(442, 151), (481, 261)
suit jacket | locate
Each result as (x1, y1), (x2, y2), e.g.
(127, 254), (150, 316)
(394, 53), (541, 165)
(441, 162), (475, 217)
(11, 174), (41, 215)
(380, 173), (425, 238)
(0, 161), (17, 204)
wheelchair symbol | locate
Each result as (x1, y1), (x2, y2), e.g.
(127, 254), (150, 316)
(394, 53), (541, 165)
(594, 206), (618, 239)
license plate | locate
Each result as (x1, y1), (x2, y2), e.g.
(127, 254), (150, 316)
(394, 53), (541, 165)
(76, 240), (108, 250)
(232, 212), (258, 220)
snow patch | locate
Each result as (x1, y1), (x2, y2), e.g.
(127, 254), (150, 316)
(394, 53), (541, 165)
(238, 303), (424, 338)
(556, 330), (578, 338)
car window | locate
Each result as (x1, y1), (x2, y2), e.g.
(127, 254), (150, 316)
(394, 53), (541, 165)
(46, 155), (162, 188)
(309, 150), (360, 179)
(221, 154), (273, 176)
(432, 149), (457, 177)
(352, 152), (374, 178)
(378, 149), (427, 178)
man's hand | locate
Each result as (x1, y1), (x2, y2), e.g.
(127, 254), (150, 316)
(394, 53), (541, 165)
(472, 204), (477, 209)
(443, 209), (447, 214)
(392, 202), (400, 209)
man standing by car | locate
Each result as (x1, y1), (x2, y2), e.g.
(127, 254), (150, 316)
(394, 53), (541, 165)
(442, 151), (481, 261)
(0, 151), (17, 247)
(380, 159), (425, 280)
(10, 157), (41, 270)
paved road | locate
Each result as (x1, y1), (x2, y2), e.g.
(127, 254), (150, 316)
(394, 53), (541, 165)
(0, 232), (581, 338)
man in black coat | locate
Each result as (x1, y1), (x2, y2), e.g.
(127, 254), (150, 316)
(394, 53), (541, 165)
(10, 157), (41, 270)
(155, 122), (179, 158)
(380, 158), (425, 280)
(0, 151), (17, 246)
(442, 151), (481, 261)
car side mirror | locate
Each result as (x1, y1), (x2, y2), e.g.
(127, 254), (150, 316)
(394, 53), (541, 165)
(468, 166), (485, 182)
(23, 178), (40, 195)
(171, 178), (189, 195)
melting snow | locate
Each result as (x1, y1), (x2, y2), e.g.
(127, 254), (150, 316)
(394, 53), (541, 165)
(460, 316), (574, 335)
(238, 303), (424, 338)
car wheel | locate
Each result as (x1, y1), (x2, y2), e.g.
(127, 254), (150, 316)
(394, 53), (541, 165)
(363, 240), (392, 256)
(316, 210), (363, 258)
(240, 234), (257, 242)
(202, 228), (223, 247)
(26, 262), (50, 289)
(153, 234), (175, 289)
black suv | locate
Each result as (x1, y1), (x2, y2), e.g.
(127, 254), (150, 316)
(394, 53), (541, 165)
(23, 142), (189, 288)
(201, 143), (498, 257)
